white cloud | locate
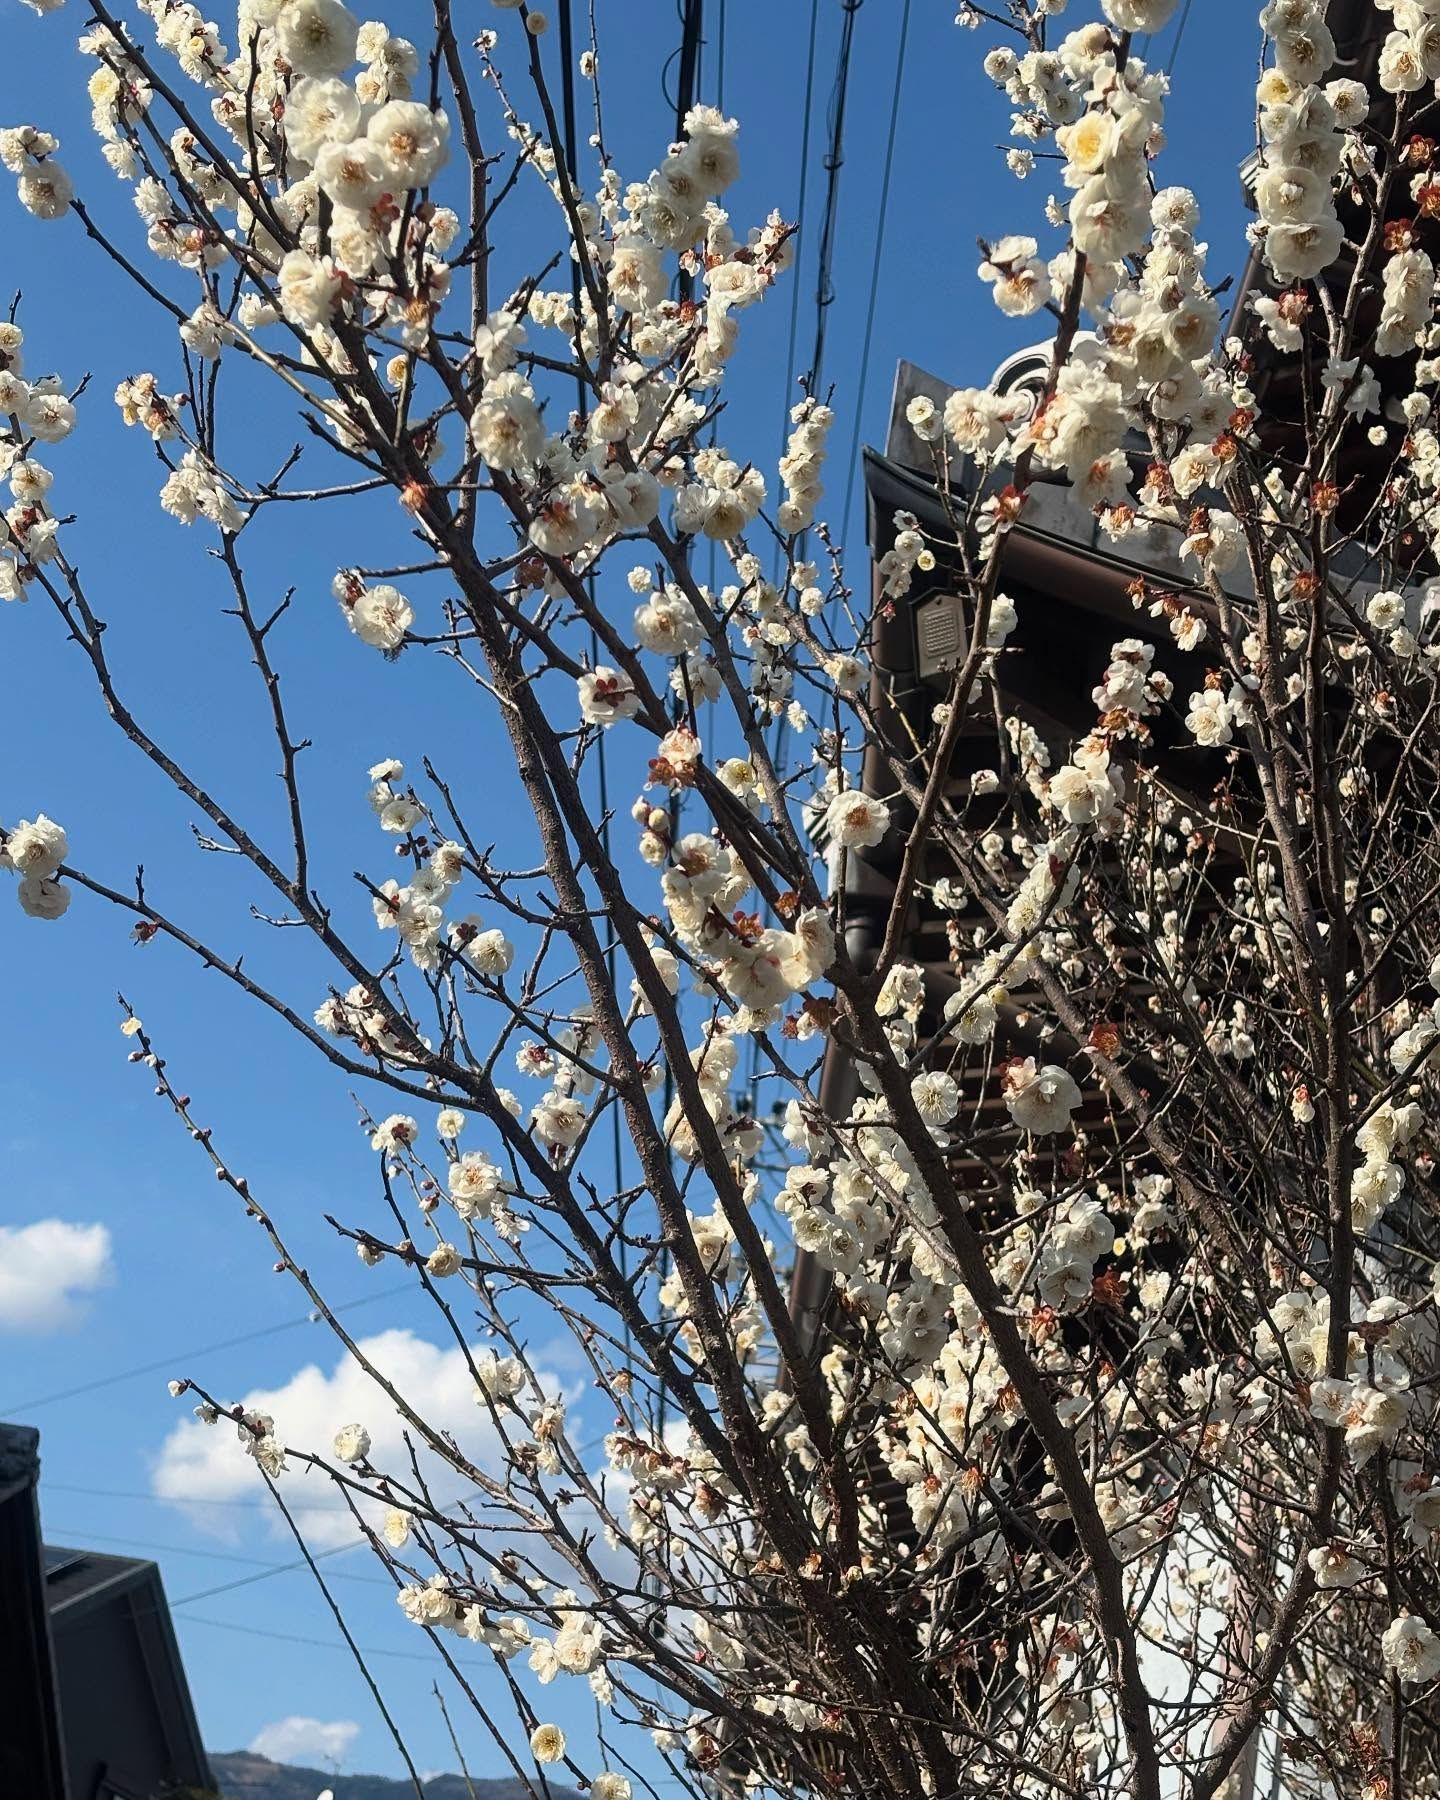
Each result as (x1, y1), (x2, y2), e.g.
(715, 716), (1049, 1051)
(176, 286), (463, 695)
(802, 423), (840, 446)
(0, 1219), (113, 1332)
(249, 1715), (360, 1766)
(151, 1327), (535, 1546)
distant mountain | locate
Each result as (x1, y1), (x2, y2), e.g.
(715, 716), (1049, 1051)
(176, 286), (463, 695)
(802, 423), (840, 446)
(211, 1749), (573, 1800)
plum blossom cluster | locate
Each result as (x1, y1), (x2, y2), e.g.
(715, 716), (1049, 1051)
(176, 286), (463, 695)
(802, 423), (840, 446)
(654, 814), (838, 1035)
(454, 100), (791, 587)
(0, 321), (75, 601)
(777, 396), (833, 533)
(0, 814), (71, 919)
(359, 762), (513, 976)
(159, 450), (245, 531)
(0, 124), (72, 219)
(12, 0), (1440, 1793)
(1251, 4), (1352, 284)
(333, 570), (414, 653)
(966, 31), (1244, 552)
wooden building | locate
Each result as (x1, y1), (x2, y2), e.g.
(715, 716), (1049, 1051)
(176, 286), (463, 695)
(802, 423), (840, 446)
(0, 1421), (214, 1800)
(791, 0), (1419, 1366)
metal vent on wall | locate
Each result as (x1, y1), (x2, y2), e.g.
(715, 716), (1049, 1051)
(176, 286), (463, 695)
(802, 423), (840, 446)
(916, 592), (965, 680)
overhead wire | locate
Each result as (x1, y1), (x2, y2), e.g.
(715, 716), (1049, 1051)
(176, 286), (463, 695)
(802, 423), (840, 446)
(557, 0), (632, 1360)
(5, 1282), (413, 1414)
(837, 0), (912, 550)
(44, 1482), (500, 1605)
(1166, 0), (1194, 76)
(771, 0), (868, 597)
(771, 0), (823, 577)
(674, 0), (704, 141)
(704, 0), (729, 592)
(673, 0), (705, 304)
(47, 1526), (300, 1566)
(168, 1536), (373, 1607)
(745, 0), (864, 1113)
(558, 0), (587, 424)
(655, 0), (705, 1452)
(43, 1524), (391, 1589)
(806, 0), (864, 396)
(1137, 0), (1194, 76)
(715, 0), (726, 110)
(42, 1479), (362, 1511)
(176, 1611), (447, 1664)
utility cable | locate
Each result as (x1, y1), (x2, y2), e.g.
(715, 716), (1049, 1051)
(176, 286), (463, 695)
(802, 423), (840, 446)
(772, 0), (823, 559)
(168, 1535), (370, 1607)
(5, 1283), (411, 1414)
(176, 1610), (450, 1663)
(837, 0), (912, 550)
(807, 0), (864, 393)
(44, 1524), (390, 1588)
(1166, 0), (1195, 75)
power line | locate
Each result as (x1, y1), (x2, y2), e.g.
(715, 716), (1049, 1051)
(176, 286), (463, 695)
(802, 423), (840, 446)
(766, 0), (863, 725)
(715, 0), (727, 112)
(48, 1526), (311, 1567)
(1166, 0), (1195, 75)
(674, 0), (703, 141)
(807, 0), (864, 394)
(749, 0), (853, 1107)
(772, 0), (822, 575)
(168, 1535), (371, 1607)
(837, 0), (912, 550)
(176, 1610), (446, 1664)
(42, 1479), (356, 1511)
(558, 0), (632, 1367)
(704, 0), (729, 595)
(43, 1524), (390, 1588)
(558, 0), (588, 428)
(752, 0), (864, 1031)
(1137, 0), (1194, 75)
(3, 1283), (412, 1414)
(672, 0), (705, 299)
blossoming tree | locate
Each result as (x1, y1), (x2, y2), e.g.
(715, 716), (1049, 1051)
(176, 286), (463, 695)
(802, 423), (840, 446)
(6, 0), (1440, 1794)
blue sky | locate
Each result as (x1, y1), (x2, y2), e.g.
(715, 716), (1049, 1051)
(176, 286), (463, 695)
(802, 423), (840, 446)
(0, 0), (1257, 1781)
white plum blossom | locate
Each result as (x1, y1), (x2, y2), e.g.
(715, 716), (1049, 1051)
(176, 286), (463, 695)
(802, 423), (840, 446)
(159, 453), (244, 532)
(911, 1070), (960, 1127)
(529, 1724), (566, 1764)
(275, 0), (359, 75)
(333, 1422), (371, 1461)
(1185, 689), (1235, 748)
(1383, 1616), (1440, 1685)
(979, 236), (1052, 317)
(470, 373), (544, 471)
(1001, 1058), (1082, 1135)
(16, 161), (73, 219)
(824, 790), (890, 851)
(449, 1152), (501, 1219)
(578, 667), (641, 726)
(371, 1114), (418, 1154)
(533, 1093), (586, 1149)
(283, 76), (362, 160)
(3, 814), (68, 880)
(336, 575), (414, 652)
(277, 249), (345, 327)
(17, 874), (71, 919)
(1307, 1544), (1367, 1590)
(366, 99), (449, 187)
(426, 1242), (463, 1277)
